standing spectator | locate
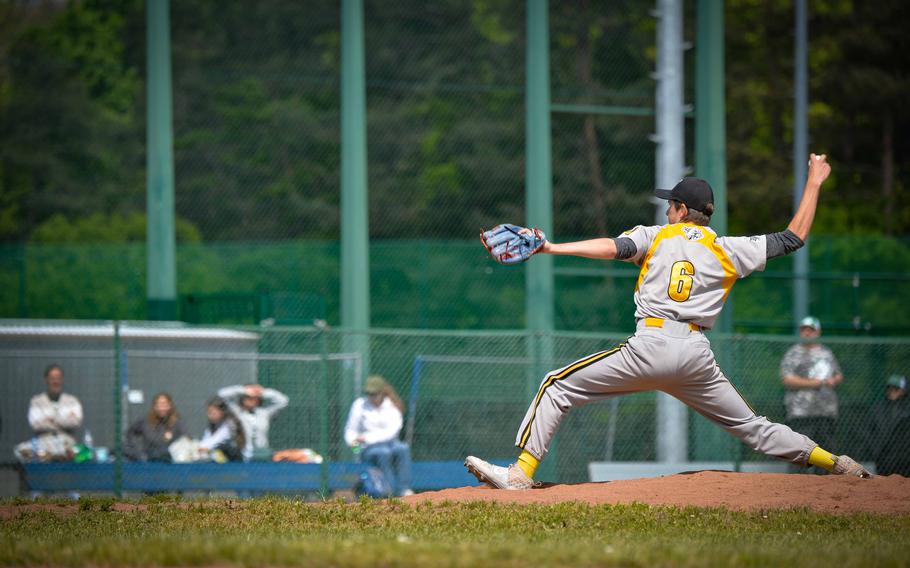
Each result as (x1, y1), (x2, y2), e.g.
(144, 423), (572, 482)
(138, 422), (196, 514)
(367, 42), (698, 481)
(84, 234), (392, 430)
(14, 364), (83, 461)
(869, 375), (910, 476)
(199, 397), (245, 463)
(344, 375), (413, 497)
(217, 383), (289, 461)
(780, 316), (843, 472)
(123, 393), (186, 462)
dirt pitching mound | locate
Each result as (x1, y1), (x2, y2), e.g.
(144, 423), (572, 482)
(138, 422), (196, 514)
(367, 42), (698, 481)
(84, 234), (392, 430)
(404, 471), (910, 515)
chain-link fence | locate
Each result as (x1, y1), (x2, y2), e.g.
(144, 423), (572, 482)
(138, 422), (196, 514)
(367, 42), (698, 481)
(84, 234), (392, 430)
(3, 320), (908, 496)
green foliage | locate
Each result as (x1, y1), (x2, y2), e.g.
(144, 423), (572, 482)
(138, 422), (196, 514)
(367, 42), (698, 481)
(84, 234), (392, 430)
(0, 1), (908, 330)
(1, 0), (907, 243)
(1, 236), (908, 333)
(725, 0), (910, 236)
(1, 499), (908, 566)
(0, 0), (145, 242)
(30, 212), (202, 243)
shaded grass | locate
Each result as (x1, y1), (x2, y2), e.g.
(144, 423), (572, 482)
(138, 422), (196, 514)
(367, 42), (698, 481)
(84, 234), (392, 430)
(2, 497), (909, 567)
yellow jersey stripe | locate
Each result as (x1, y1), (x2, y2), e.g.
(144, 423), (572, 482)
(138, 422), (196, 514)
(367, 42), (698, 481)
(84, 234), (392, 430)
(635, 224), (687, 292)
(635, 223), (738, 299)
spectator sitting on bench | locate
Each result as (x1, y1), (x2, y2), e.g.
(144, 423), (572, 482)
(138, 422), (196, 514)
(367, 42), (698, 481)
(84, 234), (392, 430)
(344, 375), (413, 497)
(123, 392), (186, 462)
(218, 383), (289, 461)
(14, 364), (83, 462)
(200, 397), (245, 463)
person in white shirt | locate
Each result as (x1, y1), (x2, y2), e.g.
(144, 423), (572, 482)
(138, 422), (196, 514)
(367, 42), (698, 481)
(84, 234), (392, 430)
(14, 364), (84, 461)
(344, 375), (413, 496)
(218, 383), (289, 461)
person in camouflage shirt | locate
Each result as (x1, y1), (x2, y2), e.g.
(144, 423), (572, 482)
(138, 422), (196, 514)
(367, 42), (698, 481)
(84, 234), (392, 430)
(780, 316), (843, 471)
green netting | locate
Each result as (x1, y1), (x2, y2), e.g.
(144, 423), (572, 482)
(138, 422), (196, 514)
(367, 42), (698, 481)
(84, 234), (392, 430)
(2, 236), (909, 334)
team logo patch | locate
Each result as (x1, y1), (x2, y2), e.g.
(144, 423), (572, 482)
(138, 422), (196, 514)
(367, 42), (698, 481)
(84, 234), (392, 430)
(682, 226), (704, 241)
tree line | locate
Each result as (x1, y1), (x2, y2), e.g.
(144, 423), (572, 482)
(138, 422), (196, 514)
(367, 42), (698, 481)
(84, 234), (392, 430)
(1, 0), (907, 245)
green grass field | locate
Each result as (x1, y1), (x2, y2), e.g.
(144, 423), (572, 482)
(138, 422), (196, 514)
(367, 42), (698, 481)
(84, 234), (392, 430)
(2, 497), (909, 567)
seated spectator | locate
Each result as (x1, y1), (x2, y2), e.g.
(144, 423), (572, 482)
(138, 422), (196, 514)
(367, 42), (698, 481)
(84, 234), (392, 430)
(218, 383), (289, 461)
(14, 364), (83, 462)
(870, 374), (910, 476)
(123, 392), (186, 462)
(344, 375), (413, 497)
(199, 397), (245, 463)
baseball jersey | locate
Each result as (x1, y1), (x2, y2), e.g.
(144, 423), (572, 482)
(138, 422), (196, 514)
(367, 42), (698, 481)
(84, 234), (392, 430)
(620, 223), (767, 329)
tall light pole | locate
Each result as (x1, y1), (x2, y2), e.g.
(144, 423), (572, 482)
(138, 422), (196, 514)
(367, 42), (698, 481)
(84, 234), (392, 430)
(792, 0), (810, 325)
(654, 0), (688, 463)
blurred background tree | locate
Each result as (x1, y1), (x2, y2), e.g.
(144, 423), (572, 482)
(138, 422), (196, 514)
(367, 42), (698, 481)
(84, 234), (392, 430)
(0, 0), (907, 331)
(1, 0), (907, 243)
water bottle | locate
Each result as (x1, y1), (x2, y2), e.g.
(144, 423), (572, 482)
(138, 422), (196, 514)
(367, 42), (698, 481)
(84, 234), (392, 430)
(83, 430), (94, 461)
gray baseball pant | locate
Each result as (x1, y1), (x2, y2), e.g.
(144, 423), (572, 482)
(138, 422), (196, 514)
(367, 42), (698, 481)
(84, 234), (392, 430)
(516, 319), (817, 465)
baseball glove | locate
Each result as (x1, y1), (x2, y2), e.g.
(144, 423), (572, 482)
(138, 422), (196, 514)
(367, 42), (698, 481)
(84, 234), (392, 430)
(480, 223), (547, 265)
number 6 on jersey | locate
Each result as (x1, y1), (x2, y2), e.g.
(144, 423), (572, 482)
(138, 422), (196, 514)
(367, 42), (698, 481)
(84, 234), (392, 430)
(668, 260), (695, 302)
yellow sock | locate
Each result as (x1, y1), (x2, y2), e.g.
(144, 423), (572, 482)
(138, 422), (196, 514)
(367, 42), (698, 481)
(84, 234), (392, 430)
(516, 450), (540, 479)
(808, 446), (837, 472)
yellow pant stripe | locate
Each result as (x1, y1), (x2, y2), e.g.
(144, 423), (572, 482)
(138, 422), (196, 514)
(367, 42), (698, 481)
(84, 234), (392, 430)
(518, 342), (626, 448)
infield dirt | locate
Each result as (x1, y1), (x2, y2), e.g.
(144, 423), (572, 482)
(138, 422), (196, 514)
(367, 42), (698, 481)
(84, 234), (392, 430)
(404, 470), (910, 515)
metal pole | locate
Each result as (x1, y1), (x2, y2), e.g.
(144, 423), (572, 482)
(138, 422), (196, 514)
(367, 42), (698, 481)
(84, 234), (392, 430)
(18, 244), (27, 317)
(694, 0), (732, 462)
(318, 325), (329, 495)
(113, 321), (123, 498)
(341, 0), (371, 423)
(525, 0), (556, 479)
(525, 0), (554, 336)
(792, 0), (809, 325)
(146, 0), (177, 320)
(405, 356), (423, 446)
(695, 0), (727, 267)
(654, 0), (688, 463)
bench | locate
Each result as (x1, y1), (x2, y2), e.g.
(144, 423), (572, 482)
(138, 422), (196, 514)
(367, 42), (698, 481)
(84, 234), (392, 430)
(21, 460), (498, 494)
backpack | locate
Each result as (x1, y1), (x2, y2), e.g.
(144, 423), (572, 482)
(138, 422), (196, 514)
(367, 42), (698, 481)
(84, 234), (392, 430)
(356, 466), (392, 498)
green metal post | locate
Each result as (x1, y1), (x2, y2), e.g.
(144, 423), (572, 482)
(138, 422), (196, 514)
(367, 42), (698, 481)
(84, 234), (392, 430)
(525, 0), (556, 480)
(695, 0), (732, 462)
(113, 321), (123, 498)
(18, 244), (27, 317)
(146, 0), (177, 320)
(341, 0), (370, 435)
(319, 325), (330, 496)
(696, 0), (727, 246)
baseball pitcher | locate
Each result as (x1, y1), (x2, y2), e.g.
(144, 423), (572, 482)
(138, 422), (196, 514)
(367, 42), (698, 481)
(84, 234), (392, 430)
(467, 153), (871, 490)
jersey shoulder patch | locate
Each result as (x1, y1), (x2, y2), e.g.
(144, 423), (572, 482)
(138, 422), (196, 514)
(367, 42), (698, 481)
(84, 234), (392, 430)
(682, 225), (704, 241)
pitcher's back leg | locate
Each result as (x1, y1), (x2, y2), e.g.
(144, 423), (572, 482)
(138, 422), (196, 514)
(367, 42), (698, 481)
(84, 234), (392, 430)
(669, 362), (816, 465)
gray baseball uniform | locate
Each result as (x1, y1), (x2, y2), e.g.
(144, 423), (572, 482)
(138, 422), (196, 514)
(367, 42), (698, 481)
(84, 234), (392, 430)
(516, 222), (816, 465)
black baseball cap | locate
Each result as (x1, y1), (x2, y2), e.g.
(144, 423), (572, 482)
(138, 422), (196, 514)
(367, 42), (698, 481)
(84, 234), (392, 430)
(655, 178), (714, 213)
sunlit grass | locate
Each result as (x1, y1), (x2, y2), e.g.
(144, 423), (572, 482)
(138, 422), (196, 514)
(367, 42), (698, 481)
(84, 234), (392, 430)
(2, 497), (907, 567)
